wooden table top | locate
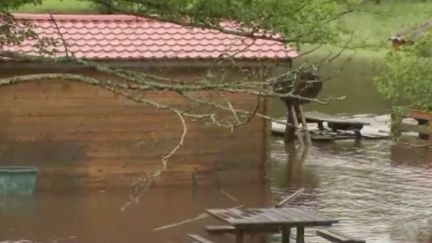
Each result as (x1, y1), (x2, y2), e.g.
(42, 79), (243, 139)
(304, 111), (370, 125)
(207, 207), (338, 227)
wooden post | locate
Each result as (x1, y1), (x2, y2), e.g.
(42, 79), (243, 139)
(284, 105), (296, 144)
(284, 102), (311, 146)
(282, 226), (291, 243)
(297, 226), (305, 243)
(290, 105), (304, 146)
(235, 229), (244, 243)
(297, 105), (311, 145)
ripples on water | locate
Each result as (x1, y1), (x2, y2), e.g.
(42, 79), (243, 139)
(1, 136), (432, 243)
(270, 138), (432, 243)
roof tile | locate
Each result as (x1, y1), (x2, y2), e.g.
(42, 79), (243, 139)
(7, 14), (298, 61)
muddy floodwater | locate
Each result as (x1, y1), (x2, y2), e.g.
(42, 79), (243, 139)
(1, 139), (431, 243)
(1, 54), (432, 243)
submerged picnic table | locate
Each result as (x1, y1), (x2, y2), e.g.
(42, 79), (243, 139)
(305, 112), (370, 132)
(207, 207), (338, 243)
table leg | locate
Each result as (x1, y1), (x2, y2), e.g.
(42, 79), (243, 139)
(235, 229), (244, 243)
(318, 122), (324, 130)
(296, 226), (305, 243)
(282, 226), (291, 243)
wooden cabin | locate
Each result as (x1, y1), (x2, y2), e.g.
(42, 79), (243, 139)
(0, 14), (298, 190)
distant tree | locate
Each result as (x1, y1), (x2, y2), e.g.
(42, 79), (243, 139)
(375, 31), (432, 111)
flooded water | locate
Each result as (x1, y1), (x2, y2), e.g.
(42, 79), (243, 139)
(1, 138), (431, 243)
(271, 139), (432, 243)
(1, 54), (432, 243)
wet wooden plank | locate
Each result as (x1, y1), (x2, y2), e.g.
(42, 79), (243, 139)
(187, 234), (214, 243)
(205, 225), (279, 234)
(207, 208), (338, 227)
(317, 229), (365, 243)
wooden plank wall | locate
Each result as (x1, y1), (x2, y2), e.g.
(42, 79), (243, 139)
(0, 67), (271, 190)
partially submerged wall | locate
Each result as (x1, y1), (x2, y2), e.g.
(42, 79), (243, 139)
(0, 65), (280, 190)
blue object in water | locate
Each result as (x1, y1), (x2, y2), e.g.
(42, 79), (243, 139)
(0, 166), (38, 195)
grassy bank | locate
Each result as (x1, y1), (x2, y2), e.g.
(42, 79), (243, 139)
(341, 0), (432, 48)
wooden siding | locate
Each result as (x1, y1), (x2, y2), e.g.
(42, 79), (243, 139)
(0, 67), (272, 190)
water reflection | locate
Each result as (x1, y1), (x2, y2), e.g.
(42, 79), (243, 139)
(0, 184), (272, 243)
(391, 143), (432, 168)
(271, 138), (432, 243)
(0, 195), (36, 216)
(271, 144), (319, 190)
(1, 138), (431, 243)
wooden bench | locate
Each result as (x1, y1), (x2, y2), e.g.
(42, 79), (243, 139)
(317, 229), (365, 243)
(205, 225), (279, 234)
(187, 234), (214, 243)
(304, 111), (369, 139)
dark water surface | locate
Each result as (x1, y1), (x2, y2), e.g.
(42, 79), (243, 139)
(1, 55), (432, 243)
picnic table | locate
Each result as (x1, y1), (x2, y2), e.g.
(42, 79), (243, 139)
(206, 207), (338, 243)
(304, 112), (370, 132)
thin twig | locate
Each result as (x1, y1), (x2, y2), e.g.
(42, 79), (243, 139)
(153, 213), (209, 231)
(49, 13), (70, 57)
(275, 188), (304, 208)
(221, 190), (239, 203)
(153, 205), (243, 231)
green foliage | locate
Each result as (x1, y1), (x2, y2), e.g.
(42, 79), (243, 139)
(86, 0), (132, 14)
(16, 0), (432, 50)
(0, 1), (57, 51)
(374, 32), (432, 111)
(84, 0), (362, 45)
(390, 106), (408, 139)
(10, 0), (367, 48)
(338, 0), (432, 48)
(0, 0), (41, 11)
(0, 13), (37, 48)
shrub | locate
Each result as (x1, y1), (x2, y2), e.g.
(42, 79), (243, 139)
(374, 31), (432, 111)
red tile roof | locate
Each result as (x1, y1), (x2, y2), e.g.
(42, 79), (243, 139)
(6, 14), (298, 61)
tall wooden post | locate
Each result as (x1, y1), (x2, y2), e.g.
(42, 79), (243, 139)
(283, 101), (311, 146)
(290, 105), (304, 145)
(284, 105), (296, 144)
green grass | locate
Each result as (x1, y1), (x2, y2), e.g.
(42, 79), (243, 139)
(17, 0), (93, 13)
(340, 0), (432, 48)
